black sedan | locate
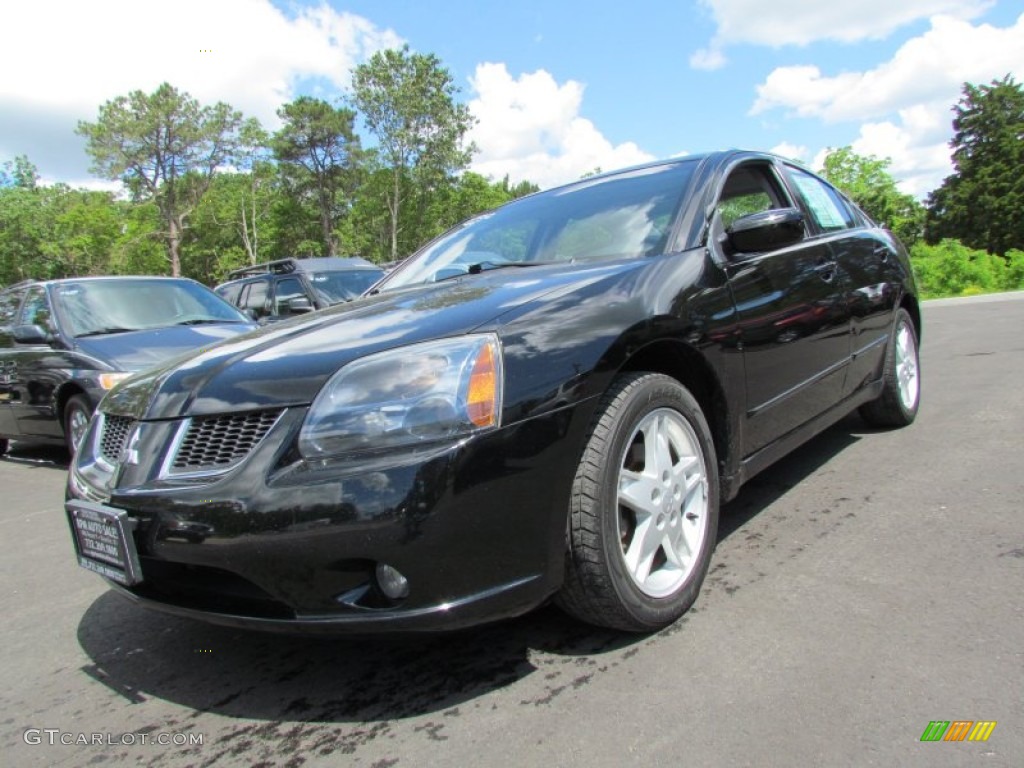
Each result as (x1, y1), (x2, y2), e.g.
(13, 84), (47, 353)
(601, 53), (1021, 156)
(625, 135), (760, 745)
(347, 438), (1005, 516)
(0, 277), (255, 456)
(66, 151), (921, 633)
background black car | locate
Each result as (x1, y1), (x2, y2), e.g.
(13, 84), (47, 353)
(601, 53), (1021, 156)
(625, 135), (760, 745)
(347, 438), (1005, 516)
(214, 257), (384, 322)
(68, 150), (921, 634)
(0, 276), (255, 456)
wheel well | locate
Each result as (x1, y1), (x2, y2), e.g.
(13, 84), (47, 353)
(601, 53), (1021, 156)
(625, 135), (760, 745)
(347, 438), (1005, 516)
(901, 293), (922, 341)
(618, 341), (731, 483)
(55, 385), (86, 431)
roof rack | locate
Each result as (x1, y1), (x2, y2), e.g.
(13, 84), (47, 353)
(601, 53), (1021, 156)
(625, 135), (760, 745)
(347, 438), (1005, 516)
(227, 256), (377, 279)
(227, 258), (303, 278)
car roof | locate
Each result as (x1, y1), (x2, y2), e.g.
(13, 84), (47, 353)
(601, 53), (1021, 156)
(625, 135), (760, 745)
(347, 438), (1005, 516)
(225, 257), (380, 281)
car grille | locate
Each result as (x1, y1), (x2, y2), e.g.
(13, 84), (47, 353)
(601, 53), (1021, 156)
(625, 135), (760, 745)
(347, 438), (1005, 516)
(171, 409), (284, 472)
(99, 415), (136, 464)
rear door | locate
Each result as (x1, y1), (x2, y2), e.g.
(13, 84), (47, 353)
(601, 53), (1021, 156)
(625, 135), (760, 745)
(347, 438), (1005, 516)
(713, 160), (852, 456)
(780, 163), (902, 396)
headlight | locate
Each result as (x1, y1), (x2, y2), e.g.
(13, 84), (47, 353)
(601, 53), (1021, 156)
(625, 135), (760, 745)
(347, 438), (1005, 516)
(98, 372), (134, 390)
(298, 334), (503, 460)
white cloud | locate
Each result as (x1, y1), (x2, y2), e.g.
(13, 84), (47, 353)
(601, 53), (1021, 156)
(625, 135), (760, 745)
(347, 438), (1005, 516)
(751, 13), (1024, 196)
(693, 0), (991, 69)
(466, 63), (654, 189)
(0, 0), (402, 184)
(751, 15), (1024, 121)
(769, 142), (810, 164)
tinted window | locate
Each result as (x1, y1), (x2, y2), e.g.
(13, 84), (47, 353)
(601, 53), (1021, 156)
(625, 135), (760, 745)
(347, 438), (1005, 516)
(19, 287), (53, 329)
(216, 282), (243, 305)
(0, 288), (26, 324)
(274, 277), (306, 315)
(716, 164), (788, 230)
(239, 281), (269, 315)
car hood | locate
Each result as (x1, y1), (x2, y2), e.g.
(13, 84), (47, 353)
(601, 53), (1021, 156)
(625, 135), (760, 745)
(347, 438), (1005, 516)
(103, 261), (646, 421)
(74, 323), (256, 372)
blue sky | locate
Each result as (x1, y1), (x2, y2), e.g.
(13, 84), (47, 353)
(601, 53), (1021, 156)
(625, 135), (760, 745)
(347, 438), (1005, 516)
(2, 0), (1022, 197)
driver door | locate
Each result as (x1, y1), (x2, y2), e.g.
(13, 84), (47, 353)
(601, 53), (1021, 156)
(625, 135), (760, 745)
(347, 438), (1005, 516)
(714, 161), (851, 457)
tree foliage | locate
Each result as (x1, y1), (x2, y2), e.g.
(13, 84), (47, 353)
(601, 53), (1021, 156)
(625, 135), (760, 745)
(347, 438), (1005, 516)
(272, 97), (362, 257)
(351, 45), (476, 260)
(818, 146), (924, 247)
(926, 75), (1024, 256)
(911, 239), (1024, 297)
(76, 83), (247, 275)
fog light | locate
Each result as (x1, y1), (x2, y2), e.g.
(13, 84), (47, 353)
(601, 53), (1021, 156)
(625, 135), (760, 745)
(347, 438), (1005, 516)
(375, 563), (410, 600)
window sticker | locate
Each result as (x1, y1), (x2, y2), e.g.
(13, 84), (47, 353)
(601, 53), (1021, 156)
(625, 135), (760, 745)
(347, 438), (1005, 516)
(791, 174), (847, 230)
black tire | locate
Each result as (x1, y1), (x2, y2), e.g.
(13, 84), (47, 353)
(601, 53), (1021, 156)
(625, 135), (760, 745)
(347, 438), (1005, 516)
(556, 372), (719, 632)
(859, 308), (920, 428)
(63, 394), (93, 456)
(0, 437), (8, 457)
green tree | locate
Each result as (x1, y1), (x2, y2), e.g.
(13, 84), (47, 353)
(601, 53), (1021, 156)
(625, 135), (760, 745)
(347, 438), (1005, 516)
(351, 45), (476, 260)
(76, 83), (247, 276)
(273, 97), (363, 257)
(910, 239), (1024, 297)
(926, 75), (1024, 256)
(818, 146), (924, 246)
(0, 185), (48, 283)
(0, 155), (40, 189)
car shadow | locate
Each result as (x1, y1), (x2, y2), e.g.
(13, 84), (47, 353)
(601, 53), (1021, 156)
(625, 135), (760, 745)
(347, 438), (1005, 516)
(74, 414), (869, 726)
(1, 442), (70, 470)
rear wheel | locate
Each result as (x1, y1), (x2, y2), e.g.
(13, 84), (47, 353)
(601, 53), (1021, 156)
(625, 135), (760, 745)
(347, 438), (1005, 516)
(860, 308), (920, 427)
(63, 394), (93, 456)
(556, 373), (719, 632)
(0, 437), (8, 457)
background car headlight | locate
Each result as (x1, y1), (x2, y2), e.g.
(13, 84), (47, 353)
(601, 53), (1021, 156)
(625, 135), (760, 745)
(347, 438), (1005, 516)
(98, 372), (134, 390)
(298, 334), (503, 460)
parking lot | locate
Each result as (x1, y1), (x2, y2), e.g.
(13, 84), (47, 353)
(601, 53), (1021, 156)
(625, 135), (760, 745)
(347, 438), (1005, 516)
(2, 294), (1022, 767)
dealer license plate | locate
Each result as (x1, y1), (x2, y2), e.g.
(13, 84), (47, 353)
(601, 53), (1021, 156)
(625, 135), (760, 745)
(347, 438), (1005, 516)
(66, 500), (143, 586)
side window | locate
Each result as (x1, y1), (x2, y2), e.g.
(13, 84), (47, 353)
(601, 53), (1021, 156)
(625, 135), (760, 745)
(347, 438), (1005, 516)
(239, 281), (269, 317)
(0, 288), (26, 324)
(273, 277), (305, 315)
(716, 164), (788, 230)
(18, 287), (54, 330)
(785, 166), (857, 232)
(216, 282), (242, 306)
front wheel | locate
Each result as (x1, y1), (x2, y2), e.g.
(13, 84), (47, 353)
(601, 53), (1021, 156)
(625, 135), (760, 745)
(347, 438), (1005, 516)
(63, 394), (93, 456)
(556, 373), (719, 632)
(860, 307), (920, 427)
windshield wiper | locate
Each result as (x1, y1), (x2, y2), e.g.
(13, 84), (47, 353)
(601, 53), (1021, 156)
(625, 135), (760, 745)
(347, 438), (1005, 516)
(75, 327), (137, 338)
(432, 260), (553, 284)
(175, 318), (240, 326)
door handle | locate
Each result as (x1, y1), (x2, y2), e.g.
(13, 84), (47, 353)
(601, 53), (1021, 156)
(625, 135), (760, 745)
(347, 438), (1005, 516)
(814, 259), (837, 283)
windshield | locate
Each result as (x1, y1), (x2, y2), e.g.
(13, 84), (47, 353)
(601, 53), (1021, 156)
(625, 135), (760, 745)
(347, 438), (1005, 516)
(379, 161), (695, 291)
(54, 279), (249, 337)
(309, 269), (385, 304)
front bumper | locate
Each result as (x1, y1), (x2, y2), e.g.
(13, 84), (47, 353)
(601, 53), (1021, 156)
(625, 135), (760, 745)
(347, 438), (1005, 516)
(67, 404), (589, 633)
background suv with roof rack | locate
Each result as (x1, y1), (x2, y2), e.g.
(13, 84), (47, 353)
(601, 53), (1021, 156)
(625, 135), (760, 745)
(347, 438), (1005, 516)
(214, 257), (384, 322)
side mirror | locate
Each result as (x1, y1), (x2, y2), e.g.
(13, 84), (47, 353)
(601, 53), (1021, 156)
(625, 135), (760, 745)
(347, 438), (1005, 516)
(286, 296), (314, 314)
(726, 207), (805, 257)
(12, 324), (53, 344)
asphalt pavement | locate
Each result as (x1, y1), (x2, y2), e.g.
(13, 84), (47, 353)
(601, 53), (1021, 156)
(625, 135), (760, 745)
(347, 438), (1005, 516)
(2, 292), (1021, 767)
